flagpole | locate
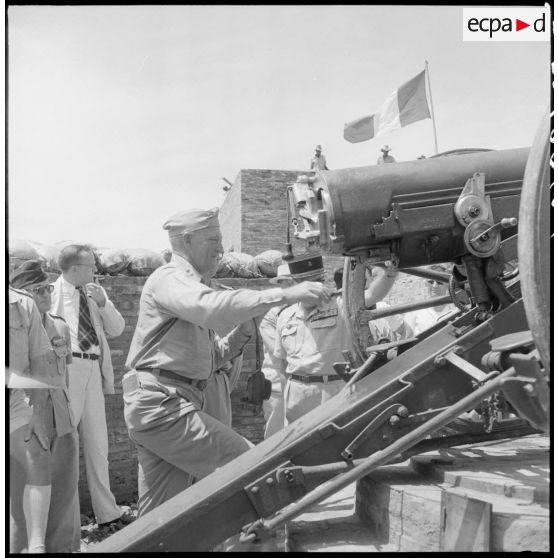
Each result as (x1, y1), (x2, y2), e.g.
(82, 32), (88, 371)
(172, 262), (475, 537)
(425, 60), (439, 155)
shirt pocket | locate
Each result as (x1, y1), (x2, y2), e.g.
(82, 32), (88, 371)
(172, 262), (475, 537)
(280, 324), (300, 354)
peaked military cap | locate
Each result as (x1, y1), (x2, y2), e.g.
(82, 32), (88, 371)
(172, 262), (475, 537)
(287, 254), (325, 281)
(270, 263), (293, 284)
(163, 207), (220, 236)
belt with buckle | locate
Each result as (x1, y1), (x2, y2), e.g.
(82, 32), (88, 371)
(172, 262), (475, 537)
(136, 368), (208, 391)
(289, 373), (343, 384)
(72, 352), (100, 361)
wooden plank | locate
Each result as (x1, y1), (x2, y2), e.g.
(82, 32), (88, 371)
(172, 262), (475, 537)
(440, 489), (491, 551)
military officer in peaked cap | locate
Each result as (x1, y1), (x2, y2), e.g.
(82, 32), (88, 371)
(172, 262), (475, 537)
(273, 254), (352, 424)
(123, 207), (333, 516)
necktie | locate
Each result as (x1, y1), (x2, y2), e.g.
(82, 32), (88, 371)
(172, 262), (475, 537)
(77, 286), (99, 351)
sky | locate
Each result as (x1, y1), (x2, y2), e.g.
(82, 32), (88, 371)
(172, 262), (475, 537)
(6, 5), (551, 252)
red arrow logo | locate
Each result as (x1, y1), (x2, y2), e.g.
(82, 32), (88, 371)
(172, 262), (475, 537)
(516, 19), (530, 31)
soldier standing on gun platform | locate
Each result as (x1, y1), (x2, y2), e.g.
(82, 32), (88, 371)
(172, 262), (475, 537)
(377, 144), (396, 165)
(310, 145), (329, 171)
(123, 207), (333, 516)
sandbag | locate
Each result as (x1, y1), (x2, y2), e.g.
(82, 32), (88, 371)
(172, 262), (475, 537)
(215, 252), (262, 279)
(35, 243), (62, 273)
(9, 239), (44, 274)
(9, 238), (41, 261)
(96, 248), (132, 275)
(54, 239), (98, 251)
(126, 248), (166, 276)
(254, 249), (284, 277)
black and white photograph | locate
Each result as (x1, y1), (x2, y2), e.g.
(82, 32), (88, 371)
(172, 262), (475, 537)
(6, 4), (551, 553)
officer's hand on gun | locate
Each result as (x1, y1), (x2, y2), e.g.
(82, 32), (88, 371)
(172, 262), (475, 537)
(281, 281), (335, 306)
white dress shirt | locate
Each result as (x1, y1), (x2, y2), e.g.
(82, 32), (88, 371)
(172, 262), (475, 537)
(61, 277), (100, 355)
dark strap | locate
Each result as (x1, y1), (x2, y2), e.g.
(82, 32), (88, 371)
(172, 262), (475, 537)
(253, 318), (261, 373)
(136, 368), (207, 391)
(290, 373), (343, 384)
(72, 352), (99, 361)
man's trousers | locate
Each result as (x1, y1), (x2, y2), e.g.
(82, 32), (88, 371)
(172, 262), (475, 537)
(122, 370), (252, 517)
(67, 357), (121, 524)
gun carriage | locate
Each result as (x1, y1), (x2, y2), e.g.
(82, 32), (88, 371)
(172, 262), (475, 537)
(95, 114), (550, 552)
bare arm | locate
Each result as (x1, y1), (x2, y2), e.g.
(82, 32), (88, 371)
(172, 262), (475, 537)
(364, 267), (398, 308)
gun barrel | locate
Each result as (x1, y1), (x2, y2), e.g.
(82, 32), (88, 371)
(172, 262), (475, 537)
(305, 147), (529, 266)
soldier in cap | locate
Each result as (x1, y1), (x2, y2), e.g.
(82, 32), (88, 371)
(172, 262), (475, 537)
(377, 144), (396, 165)
(273, 254), (352, 424)
(310, 144), (329, 171)
(123, 207), (332, 515)
(9, 260), (81, 553)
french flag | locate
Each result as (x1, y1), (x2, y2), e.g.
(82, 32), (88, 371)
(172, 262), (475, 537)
(344, 70), (432, 143)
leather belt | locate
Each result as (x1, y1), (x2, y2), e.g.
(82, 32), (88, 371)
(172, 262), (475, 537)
(72, 352), (99, 361)
(289, 373), (343, 384)
(136, 368), (208, 391)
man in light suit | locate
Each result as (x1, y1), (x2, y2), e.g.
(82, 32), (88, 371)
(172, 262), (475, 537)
(50, 244), (133, 529)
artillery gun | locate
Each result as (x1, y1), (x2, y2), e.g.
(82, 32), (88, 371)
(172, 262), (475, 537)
(95, 114), (550, 552)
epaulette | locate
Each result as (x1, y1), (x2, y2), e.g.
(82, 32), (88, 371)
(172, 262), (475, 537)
(277, 304), (297, 324)
(276, 304), (290, 317)
(48, 313), (67, 323)
(9, 286), (33, 298)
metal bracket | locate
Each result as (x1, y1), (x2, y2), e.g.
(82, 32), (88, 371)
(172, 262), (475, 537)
(454, 172), (492, 227)
(435, 348), (488, 384)
(333, 361), (353, 382)
(341, 404), (402, 462)
(501, 351), (550, 432)
(244, 461), (307, 518)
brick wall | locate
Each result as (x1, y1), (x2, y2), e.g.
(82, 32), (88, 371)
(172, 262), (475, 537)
(219, 172), (242, 253)
(219, 169), (346, 288)
(238, 169), (307, 256)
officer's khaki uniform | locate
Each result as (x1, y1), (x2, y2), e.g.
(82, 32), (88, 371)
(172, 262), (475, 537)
(310, 153), (328, 171)
(203, 356), (243, 427)
(202, 280), (245, 428)
(9, 289), (80, 553)
(274, 296), (351, 424)
(124, 254), (285, 515)
(8, 288), (57, 433)
(377, 154), (396, 164)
